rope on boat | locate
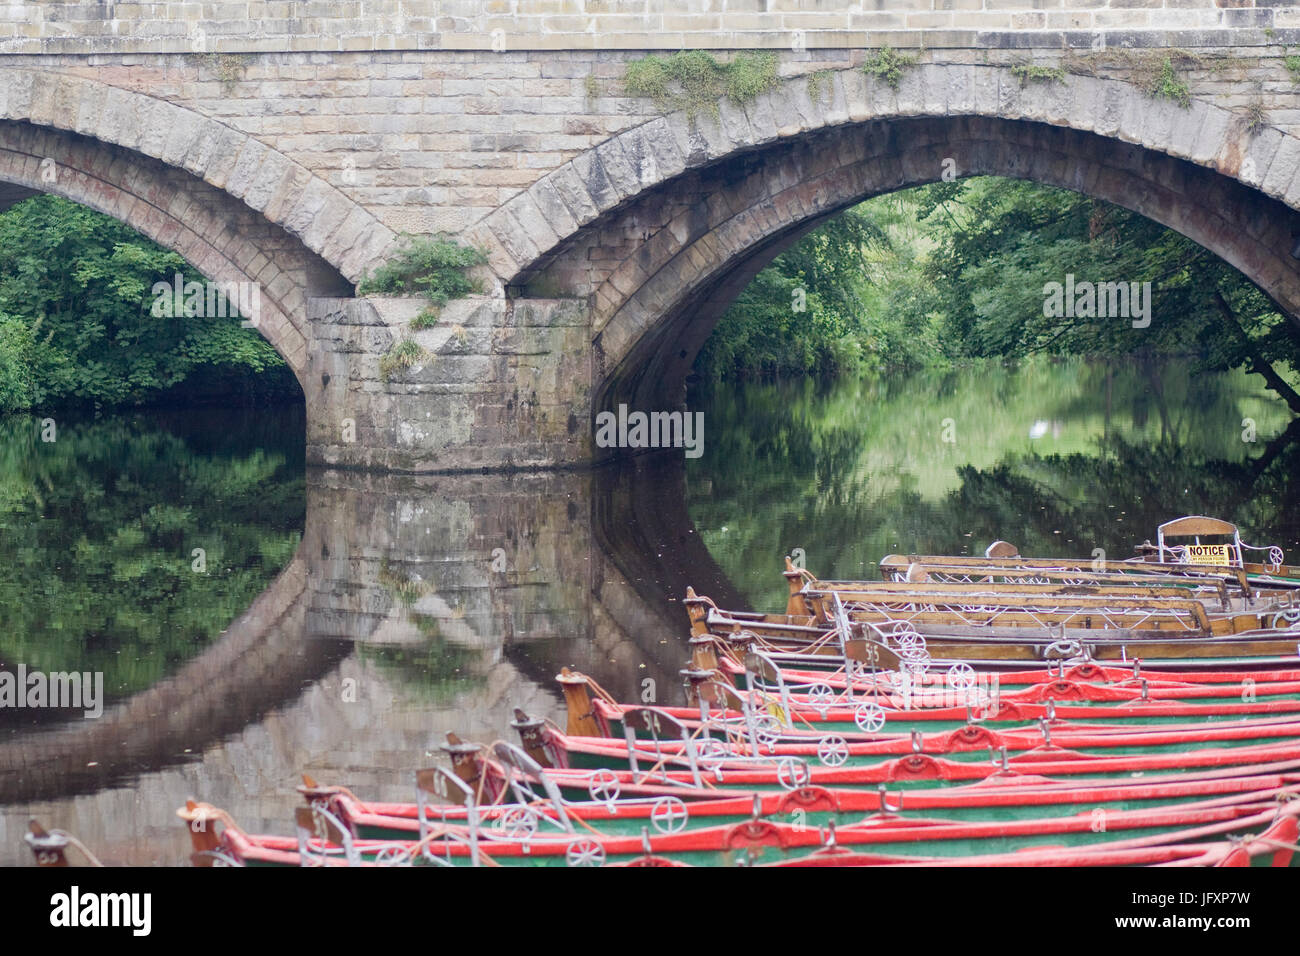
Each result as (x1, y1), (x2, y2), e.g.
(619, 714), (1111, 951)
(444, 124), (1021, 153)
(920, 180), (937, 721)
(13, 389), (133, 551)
(54, 831), (105, 868)
(406, 818), (504, 868)
(570, 671), (619, 706)
(1253, 837), (1300, 853)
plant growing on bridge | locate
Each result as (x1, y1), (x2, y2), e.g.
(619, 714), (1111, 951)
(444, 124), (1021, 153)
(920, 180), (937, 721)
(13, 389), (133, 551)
(378, 338), (427, 382)
(359, 235), (487, 329)
(862, 44), (918, 91)
(1010, 63), (1066, 87)
(195, 53), (252, 94)
(1243, 98), (1269, 134)
(359, 236), (486, 304)
(623, 50), (779, 120)
(807, 70), (834, 103)
(1148, 56), (1191, 108)
(1063, 49), (1199, 108)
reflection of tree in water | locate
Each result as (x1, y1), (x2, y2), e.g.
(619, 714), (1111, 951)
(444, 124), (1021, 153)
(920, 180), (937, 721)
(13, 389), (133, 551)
(0, 414), (303, 698)
(688, 360), (1298, 611)
(688, 379), (911, 609)
(957, 421), (1300, 563)
(355, 637), (488, 708)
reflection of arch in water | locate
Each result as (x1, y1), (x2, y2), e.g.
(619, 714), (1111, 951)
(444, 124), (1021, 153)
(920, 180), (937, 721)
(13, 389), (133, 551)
(592, 453), (750, 624)
(304, 463), (747, 704)
(0, 463), (746, 805)
(0, 545), (353, 804)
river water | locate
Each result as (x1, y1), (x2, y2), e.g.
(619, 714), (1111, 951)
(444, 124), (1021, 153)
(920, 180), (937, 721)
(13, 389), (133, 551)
(1, 357), (1296, 865)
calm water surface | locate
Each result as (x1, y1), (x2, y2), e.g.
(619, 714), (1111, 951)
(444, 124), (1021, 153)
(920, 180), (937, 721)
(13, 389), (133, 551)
(0, 357), (1295, 864)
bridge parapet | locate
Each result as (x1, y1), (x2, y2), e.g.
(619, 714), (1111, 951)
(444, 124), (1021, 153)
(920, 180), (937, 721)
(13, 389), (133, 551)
(0, 2), (1295, 55)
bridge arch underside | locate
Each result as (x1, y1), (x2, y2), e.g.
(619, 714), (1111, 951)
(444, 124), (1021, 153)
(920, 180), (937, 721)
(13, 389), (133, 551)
(0, 120), (352, 382)
(522, 115), (1300, 417)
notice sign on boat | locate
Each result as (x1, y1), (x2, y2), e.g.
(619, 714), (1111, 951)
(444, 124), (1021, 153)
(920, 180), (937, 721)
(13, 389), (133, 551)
(1186, 544), (1231, 565)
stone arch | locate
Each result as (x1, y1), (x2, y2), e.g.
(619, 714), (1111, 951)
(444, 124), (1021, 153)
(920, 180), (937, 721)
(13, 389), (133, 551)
(0, 68), (398, 377)
(469, 63), (1300, 411)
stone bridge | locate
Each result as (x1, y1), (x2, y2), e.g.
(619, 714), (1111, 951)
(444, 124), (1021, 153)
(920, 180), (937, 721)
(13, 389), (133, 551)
(5, 3), (1300, 470)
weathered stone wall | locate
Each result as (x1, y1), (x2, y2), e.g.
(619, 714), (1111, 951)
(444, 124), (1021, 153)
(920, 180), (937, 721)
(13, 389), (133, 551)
(0, 1), (1295, 54)
(308, 293), (592, 470)
(10, 44), (1300, 241)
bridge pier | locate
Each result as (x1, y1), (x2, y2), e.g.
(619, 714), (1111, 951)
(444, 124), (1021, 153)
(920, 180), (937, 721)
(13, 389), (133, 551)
(306, 296), (595, 473)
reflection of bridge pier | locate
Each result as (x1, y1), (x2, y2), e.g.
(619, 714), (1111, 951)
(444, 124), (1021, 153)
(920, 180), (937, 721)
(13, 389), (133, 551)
(303, 459), (744, 702)
(0, 460), (741, 864)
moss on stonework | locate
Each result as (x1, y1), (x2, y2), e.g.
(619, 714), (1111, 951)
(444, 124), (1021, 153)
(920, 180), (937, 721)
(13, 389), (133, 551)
(195, 53), (251, 94)
(807, 70), (834, 103)
(1010, 63), (1066, 87)
(358, 235), (487, 333)
(379, 338), (427, 382)
(862, 45), (918, 91)
(624, 50), (779, 120)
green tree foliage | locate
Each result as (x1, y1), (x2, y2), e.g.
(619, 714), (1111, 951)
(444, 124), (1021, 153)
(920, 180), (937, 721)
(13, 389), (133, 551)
(701, 177), (1300, 415)
(923, 178), (1300, 413)
(697, 208), (903, 378)
(0, 195), (298, 413)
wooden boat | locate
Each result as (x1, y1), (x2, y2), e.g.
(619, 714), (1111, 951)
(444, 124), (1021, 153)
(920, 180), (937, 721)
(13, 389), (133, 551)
(755, 809), (1300, 868)
(686, 589), (1300, 668)
(875, 559), (1257, 596)
(180, 770), (1300, 868)
(781, 559), (1300, 635)
(308, 753), (1300, 840)
(22, 820), (103, 867)
(789, 579), (1300, 631)
(875, 516), (1300, 594)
